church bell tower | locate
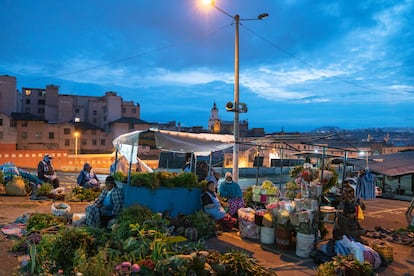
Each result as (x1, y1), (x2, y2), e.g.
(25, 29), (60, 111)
(208, 102), (221, 134)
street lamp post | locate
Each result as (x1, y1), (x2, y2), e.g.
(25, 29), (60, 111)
(203, 0), (268, 181)
(74, 117), (80, 171)
(74, 131), (79, 170)
(233, 13), (240, 182)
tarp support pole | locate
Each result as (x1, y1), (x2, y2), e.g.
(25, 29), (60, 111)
(127, 140), (137, 186)
(280, 148), (283, 190)
(190, 152), (194, 173)
(209, 152), (213, 175)
(113, 149), (118, 176)
(341, 150), (348, 194)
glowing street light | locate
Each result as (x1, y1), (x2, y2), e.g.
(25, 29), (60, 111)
(74, 117), (80, 171)
(201, 0), (268, 181)
(74, 131), (79, 170)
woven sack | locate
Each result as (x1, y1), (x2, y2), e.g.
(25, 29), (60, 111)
(5, 178), (26, 196)
(371, 239), (393, 265)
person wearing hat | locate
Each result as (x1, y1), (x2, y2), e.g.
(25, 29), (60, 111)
(218, 172), (245, 218)
(77, 162), (101, 191)
(37, 154), (59, 188)
(337, 182), (366, 219)
(206, 169), (221, 190)
(333, 201), (367, 243)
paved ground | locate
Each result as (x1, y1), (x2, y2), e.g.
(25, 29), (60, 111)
(1, 172), (414, 275)
(206, 197), (414, 275)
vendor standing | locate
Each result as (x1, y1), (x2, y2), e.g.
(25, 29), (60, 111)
(218, 172), (245, 218)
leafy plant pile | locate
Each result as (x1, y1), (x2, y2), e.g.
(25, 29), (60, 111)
(65, 186), (101, 202)
(12, 204), (275, 276)
(26, 213), (59, 232)
(35, 183), (53, 196)
(114, 171), (202, 190)
(317, 255), (374, 276)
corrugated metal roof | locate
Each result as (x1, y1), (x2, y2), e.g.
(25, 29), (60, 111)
(349, 151), (414, 177)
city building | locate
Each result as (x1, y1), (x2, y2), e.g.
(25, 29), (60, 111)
(1, 74), (414, 190)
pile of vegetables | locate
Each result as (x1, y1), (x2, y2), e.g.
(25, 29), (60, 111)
(11, 205), (277, 276)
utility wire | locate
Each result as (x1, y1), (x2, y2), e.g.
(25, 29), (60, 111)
(21, 23), (234, 84)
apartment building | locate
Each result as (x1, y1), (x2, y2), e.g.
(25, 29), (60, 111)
(0, 75), (150, 154)
(0, 75), (20, 116)
(21, 85), (141, 131)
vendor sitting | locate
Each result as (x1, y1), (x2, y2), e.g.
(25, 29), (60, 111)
(333, 201), (367, 244)
(201, 180), (237, 231)
(77, 163), (101, 191)
(85, 176), (123, 228)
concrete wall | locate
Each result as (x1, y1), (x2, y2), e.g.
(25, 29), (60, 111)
(0, 149), (113, 174)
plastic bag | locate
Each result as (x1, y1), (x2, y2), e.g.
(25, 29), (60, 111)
(356, 204), (364, 220)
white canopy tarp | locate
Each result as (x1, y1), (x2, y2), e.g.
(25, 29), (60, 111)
(112, 128), (234, 164)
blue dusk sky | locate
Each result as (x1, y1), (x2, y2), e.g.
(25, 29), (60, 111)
(1, 0), (413, 133)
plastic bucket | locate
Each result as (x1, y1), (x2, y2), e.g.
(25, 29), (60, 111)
(255, 214), (264, 226)
(275, 227), (291, 250)
(296, 232), (315, 258)
(260, 226), (275, 244)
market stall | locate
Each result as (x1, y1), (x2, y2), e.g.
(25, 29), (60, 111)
(241, 162), (337, 258)
(112, 128), (234, 216)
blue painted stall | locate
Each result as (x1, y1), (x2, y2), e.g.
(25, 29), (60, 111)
(123, 185), (203, 217)
(113, 129), (234, 217)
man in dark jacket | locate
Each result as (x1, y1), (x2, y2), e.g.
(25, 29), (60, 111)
(37, 154), (59, 188)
